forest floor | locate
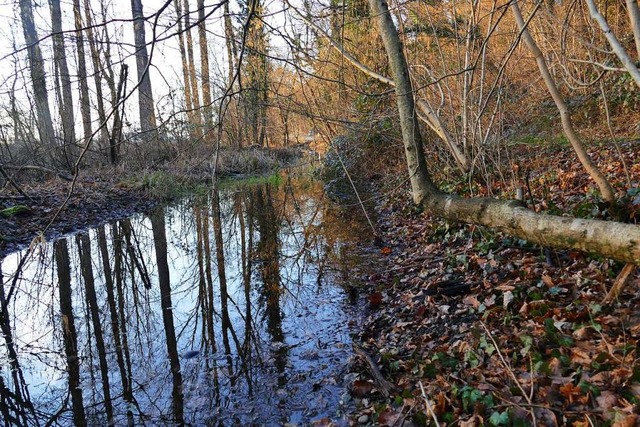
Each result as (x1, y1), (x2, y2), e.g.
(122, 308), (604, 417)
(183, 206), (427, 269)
(0, 177), (158, 258)
(343, 140), (640, 426)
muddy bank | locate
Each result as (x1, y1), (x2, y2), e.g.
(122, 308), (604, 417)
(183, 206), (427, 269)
(0, 180), (157, 258)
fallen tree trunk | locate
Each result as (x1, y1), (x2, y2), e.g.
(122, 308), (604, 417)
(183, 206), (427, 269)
(368, 0), (640, 266)
(424, 194), (640, 265)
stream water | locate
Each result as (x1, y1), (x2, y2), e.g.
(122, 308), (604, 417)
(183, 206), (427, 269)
(0, 173), (372, 426)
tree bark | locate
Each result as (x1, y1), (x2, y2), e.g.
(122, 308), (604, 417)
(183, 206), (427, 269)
(173, 0), (195, 130)
(184, 0), (203, 136)
(72, 0), (92, 145)
(130, 0), (157, 135)
(510, 1), (616, 205)
(83, 0), (109, 146)
(627, 0), (640, 60)
(49, 0), (77, 156)
(287, 3), (469, 172)
(198, 0), (214, 135)
(19, 0), (56, 154)
(369, 0), (640, 265)
(586, 0), (640, 88)
(368, 0), (440, 205)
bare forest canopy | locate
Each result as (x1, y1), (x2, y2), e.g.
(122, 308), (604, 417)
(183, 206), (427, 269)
(1, 0), (640, 263)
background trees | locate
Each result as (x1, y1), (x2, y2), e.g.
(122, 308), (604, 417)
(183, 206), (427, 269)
(1, 0), (638, 234)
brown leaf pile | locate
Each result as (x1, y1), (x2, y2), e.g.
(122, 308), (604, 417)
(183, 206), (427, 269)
(346, 142), (640, 426)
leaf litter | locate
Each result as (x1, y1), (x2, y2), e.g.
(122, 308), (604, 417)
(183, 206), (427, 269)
(344, 143), (640, 426)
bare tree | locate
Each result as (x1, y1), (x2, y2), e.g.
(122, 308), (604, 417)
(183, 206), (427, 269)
(130, 0), (158, 135)
(510, 0), (616, 205)
(368, 0), (640, 264)
(18, 0), (56, 157)
(198, 0), (214, 136)
(73, 0), (92, 145)
(49, 0), (77, 160)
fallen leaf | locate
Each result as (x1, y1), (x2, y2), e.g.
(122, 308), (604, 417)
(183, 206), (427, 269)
(459, 414), (483, 427)
(378, 409), (401, 426)
(559, 382), (588, 404)
(542, 274), (555, 288)
(368, 292), (383, 306)
(612, 414), (637, 427)
(352, 380), (375, 397)
(380, 247), (392, 255)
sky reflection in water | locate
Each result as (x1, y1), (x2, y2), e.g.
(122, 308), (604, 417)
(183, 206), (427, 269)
(0, 175), (368, 426)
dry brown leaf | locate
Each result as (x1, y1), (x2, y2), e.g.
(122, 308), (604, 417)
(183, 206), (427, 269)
(570, 347), (592, 365)
(378, 409), (401, 426)
(542, 274), (555, 288)
(459, 414), (483, 427)
(612, 414), (638, 427)
(351, 380), (375, 397)
(463, 295), (481, 309)
(596, 390), (619, 419)
(559, 382), (588, 404)
(572, 326), (593, 341)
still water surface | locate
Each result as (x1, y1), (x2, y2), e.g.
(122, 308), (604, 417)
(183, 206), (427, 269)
(0, 174), (370, 426)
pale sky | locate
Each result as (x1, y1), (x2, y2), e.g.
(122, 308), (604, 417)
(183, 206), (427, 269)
(0, 0), (295, 137)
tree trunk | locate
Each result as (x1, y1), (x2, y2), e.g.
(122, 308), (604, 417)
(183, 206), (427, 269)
(287, 3), (469, 172)
(586, 0), (640, 88)
(130, 0), (157, 135)
(49, 0), (77, 158)
(627, 0), (640, 60)
(19, 0), (56, 155)
(72, 0), (92, 145)
(83, 0), (110, 146)
(173, 0), (195, 131)
(368, 0), (640, 265)
(367, 0), (439, 205)
(198, 0), (214, 135)
(510, 1), (616, 205)
(184, 0), (203, 136)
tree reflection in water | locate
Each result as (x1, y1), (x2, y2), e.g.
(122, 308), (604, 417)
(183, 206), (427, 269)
(0, 173), (371, 425)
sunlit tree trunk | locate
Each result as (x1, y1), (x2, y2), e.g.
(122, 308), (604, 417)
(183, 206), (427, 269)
(19, 0), (56, 157)
(510, 1), (616, 205)
(184, 0), (203, 135)
(173, 0), (195, 132)
(627, 0), (640, 60)
(49, 0), (77, 161)
(54, 239), (87, 425)
(130, 0), (158, 135)
(244, 0), (270, 146)
(368, 0), (640, 264)
(198, 0), (214, 137)
(150, 208), (185, 423)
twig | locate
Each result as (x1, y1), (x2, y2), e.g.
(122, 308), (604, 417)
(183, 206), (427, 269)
(353, 344), (395, 398)
(0, 164), (33, 202)
(418, 381), (441, 427)
(603, 263), (637, 303)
